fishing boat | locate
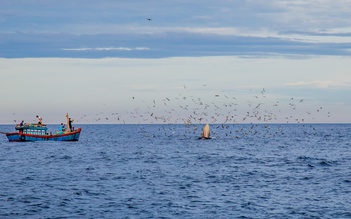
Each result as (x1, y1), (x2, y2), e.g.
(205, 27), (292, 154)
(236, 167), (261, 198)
(5, 124), (81, 142)
(3, 113), (81, 142)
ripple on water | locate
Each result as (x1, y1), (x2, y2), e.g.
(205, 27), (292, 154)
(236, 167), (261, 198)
(0, 124), (350, 218)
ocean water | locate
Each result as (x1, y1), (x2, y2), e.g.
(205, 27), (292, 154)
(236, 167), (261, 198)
(0, 124), (350, 218)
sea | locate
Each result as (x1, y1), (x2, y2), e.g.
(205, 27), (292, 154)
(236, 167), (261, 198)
(0, 124), (350, 219)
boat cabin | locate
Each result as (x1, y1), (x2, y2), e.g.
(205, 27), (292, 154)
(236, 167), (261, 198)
(15, 124), (48, 136)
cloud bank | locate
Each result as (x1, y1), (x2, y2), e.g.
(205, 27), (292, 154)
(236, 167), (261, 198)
(1, 0), (351, 58)
(1, 31), (351, 58)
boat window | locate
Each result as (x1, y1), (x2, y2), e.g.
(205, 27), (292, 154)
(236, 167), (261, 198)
(23, 128), (47, 135)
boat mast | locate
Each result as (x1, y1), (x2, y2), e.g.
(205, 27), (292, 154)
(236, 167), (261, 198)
(66, 113), (71, 132)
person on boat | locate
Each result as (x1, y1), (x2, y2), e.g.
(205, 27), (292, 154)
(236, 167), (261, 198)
(19, 120), (24, 126)
(36, 115), (43, 125)
(68, 118), (74, 132)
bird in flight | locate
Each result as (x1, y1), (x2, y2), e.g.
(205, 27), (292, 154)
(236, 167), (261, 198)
(147, 18), (152, 21)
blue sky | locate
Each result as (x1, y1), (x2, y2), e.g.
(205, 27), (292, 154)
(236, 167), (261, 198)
(1, 0), (351, 124)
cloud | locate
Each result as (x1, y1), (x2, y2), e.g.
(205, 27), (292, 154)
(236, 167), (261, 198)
(287, 81), (310, 86)
(1, 0), (351, 58)
(62, 47), (150, 51)
(2, 0), (351, 35)
(169, 27), (351, 44)
(1, 31), (351, 59)
(287, 80), (351, 89)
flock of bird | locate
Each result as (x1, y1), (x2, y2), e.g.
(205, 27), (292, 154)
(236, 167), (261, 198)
(75, 86), (331, 139)
(84, 87), (328, 123)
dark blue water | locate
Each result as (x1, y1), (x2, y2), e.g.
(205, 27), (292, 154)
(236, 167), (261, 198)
(1, 124), (350, 218)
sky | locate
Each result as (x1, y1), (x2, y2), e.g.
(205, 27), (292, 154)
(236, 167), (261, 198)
(1, 0), (351, 124)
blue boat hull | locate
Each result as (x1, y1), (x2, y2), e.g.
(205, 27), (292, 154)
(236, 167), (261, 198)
(6, 128), (81, 142)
